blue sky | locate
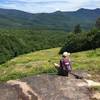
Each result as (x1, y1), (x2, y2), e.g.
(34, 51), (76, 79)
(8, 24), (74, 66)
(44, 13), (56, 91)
(0, 0), (100, 13)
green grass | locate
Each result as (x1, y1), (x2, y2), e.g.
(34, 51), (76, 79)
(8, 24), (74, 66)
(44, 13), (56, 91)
(0, 48), (100, 82)
(91, 86), (100, 92)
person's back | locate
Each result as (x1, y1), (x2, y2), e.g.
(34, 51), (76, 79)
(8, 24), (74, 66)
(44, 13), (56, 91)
(60, 58), (71, 71)
(54, 52), (72, 76)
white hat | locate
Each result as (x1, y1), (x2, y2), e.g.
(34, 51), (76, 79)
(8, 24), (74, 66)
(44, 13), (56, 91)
(63, 52), (70, 57)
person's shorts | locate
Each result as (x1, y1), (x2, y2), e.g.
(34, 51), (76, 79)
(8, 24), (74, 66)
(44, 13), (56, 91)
(57, 67), (69, 76)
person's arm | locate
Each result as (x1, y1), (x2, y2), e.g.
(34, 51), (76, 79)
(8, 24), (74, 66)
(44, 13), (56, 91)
(54, 63), (60, 68)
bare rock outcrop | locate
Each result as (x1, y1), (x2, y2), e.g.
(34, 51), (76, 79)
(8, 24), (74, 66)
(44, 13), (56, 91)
(0, 74), (94, 100)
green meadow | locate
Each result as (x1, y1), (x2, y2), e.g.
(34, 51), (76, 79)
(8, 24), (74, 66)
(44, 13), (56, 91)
(0, 48), (100, 82)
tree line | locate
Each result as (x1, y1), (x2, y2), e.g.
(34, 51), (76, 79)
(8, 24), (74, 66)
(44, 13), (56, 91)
(60, 17), (100, 53)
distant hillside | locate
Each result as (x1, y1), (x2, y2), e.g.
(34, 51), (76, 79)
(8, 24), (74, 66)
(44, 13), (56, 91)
(0, 8), (100, 31)
(0, 8), (100, 64)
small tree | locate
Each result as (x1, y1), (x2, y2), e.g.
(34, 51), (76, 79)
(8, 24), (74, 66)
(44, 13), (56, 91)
(95, 17), (100, 30)
(74, 24), (82, 34)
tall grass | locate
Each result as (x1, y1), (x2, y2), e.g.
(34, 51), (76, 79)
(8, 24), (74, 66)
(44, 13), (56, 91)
(0, 48), (99, 82)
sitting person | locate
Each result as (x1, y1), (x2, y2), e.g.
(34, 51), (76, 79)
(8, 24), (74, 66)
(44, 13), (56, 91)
(54, 52), (72, 76)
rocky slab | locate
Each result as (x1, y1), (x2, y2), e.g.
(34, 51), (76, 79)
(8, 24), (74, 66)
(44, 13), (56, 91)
(0, 74), (93, 100)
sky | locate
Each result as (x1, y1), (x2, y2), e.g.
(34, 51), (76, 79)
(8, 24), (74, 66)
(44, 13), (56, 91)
(0, 0), (100, 13)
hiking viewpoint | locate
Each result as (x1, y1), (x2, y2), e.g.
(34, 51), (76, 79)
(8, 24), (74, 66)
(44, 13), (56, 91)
(0, 0), (100, 100)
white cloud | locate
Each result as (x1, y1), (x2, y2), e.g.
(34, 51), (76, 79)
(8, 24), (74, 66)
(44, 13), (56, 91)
(0, 0), (100, 13)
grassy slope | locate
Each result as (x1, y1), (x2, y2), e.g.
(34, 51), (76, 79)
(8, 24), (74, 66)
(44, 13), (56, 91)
(0, 48), (100, 82)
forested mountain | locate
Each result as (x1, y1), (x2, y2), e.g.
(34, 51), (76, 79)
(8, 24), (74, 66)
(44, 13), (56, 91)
(0, 8), (100, 64)
(0, 8), (100, 31)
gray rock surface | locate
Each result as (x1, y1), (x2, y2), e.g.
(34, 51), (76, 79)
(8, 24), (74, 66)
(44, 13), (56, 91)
(0, 74), (91, 100)
(0, 84), (18, 100)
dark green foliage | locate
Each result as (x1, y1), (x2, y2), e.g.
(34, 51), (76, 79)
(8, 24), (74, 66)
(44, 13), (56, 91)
(95, 17), (100, 29)
(0, 29), (67, 64)
(60, 29), (100, 53)
(0, 34), (25, 63)
(74, 24), (82, 34)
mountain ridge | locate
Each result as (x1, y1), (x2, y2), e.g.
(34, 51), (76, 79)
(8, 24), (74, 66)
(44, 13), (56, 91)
(0, 7), (100, 14)
(0, 8), (100, 31)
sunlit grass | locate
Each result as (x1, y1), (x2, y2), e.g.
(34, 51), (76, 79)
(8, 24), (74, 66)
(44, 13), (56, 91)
(0, 48), (100, 82)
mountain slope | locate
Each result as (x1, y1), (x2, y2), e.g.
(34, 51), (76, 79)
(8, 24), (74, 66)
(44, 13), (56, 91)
(0, 8), (34, 28)
(0, 48), (99, 82)
(0, 8), (100, 31)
